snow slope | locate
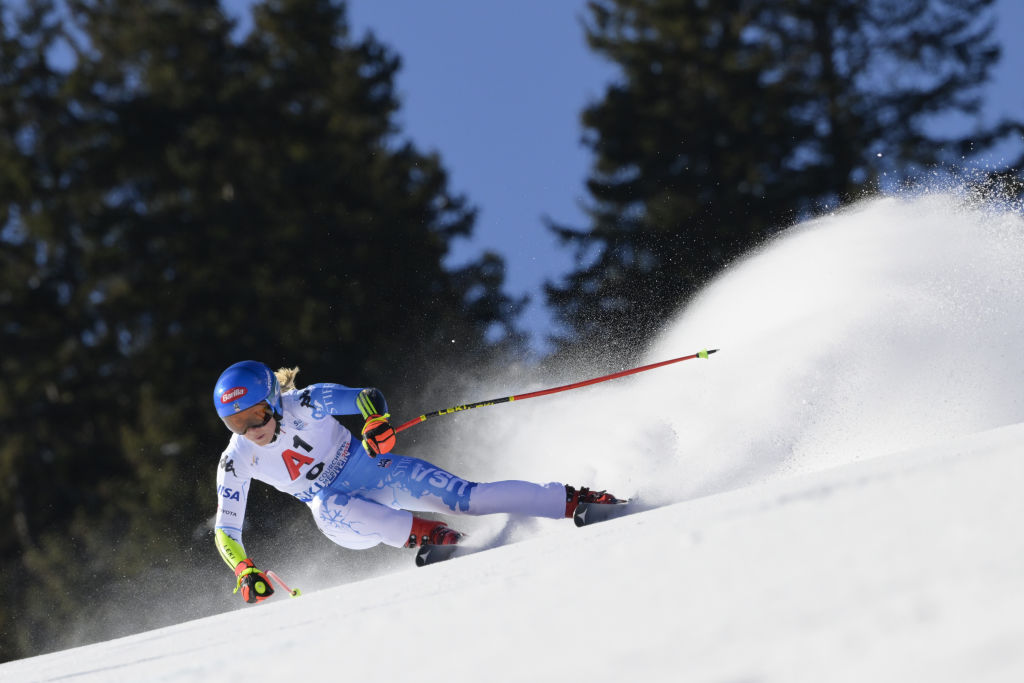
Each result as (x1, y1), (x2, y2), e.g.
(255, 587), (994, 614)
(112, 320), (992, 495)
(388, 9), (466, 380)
(4, 424), (1023, 682)
(3, 191), (1023, 681)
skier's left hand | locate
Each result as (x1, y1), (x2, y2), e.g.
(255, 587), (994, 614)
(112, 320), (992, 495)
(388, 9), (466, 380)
(361, 413), (396, 456)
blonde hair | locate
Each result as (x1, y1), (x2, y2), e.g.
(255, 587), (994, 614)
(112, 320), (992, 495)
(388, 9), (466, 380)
(275, 366), (301, 392)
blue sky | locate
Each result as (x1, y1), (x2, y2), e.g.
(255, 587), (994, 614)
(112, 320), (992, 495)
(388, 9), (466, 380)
(340, 1), (616, 352)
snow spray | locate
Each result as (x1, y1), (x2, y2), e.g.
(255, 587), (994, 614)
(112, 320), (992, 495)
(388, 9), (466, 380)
(446, 191), (1024, 513)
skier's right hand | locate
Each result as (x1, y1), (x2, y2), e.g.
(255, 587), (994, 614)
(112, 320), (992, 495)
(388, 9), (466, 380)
(361, 413), (397, 456)
(234, 559), (275, 604)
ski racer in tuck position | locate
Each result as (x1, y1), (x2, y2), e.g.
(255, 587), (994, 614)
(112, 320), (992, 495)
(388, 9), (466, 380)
(213, 360), (620, 603)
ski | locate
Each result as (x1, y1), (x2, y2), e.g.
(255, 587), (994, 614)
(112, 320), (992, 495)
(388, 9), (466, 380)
(573, 499), (630, 528)
(415, 500), (633, 565)
(415, 543), (464, 567)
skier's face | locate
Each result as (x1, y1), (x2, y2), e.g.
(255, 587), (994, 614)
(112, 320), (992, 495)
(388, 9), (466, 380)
(224, 402), (277, 444)
(223, 402), (272, 433)
(242, 410), (277, 445)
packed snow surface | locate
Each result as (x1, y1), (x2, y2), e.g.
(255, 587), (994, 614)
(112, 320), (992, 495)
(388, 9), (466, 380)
(4, 193), (1024, 682)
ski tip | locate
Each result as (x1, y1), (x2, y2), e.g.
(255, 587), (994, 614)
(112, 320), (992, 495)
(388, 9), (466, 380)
(573, 499), (631, 527)
(698, 348), (718, 359)
(415, 543), (462, 567)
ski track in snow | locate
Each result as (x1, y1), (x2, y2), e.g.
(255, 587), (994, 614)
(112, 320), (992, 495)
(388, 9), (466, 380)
(4, 191), (1024, 681)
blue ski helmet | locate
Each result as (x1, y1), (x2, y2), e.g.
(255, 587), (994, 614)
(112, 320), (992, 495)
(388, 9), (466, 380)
(213, 361), (283, 420)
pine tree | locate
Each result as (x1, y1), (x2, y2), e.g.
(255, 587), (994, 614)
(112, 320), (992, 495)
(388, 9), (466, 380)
(1, 0), (522, 659)
(548, 0), (1005, 356)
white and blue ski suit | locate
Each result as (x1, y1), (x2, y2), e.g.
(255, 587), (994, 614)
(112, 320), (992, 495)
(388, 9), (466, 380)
(214, 383), (566, 566)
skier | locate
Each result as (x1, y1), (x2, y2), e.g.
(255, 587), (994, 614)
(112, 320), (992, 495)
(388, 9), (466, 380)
(213, 360), (620, 603)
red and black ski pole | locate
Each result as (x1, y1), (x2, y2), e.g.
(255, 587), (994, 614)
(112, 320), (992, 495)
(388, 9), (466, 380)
(394, 348), (717, 434)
